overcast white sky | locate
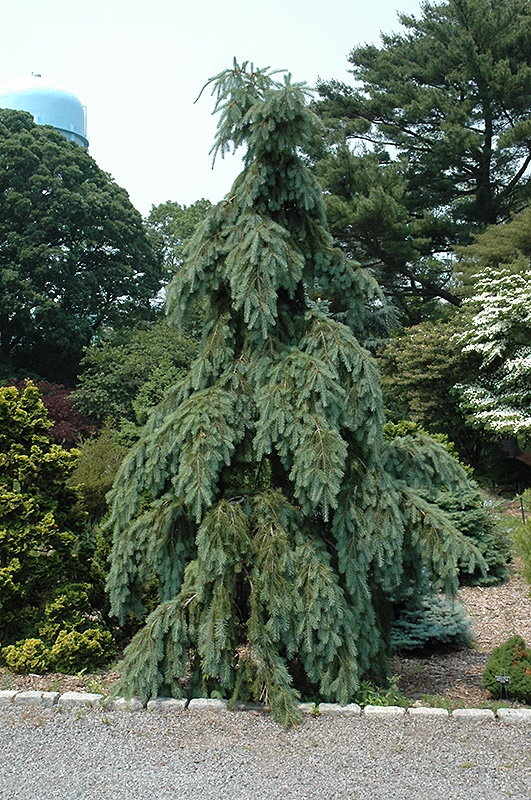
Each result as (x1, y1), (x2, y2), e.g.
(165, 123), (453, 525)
(1, 0), (422, 217)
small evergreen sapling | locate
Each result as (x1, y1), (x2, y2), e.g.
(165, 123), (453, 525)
(106, 61), (482, 725)
(391, 594), (473, 653)
(483, 636), (531, 703)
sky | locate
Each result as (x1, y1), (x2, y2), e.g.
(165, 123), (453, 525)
(0, 0), (423, 217)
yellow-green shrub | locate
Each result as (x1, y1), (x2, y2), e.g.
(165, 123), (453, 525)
(50, 628), (116, 673)
(0, 384), (117, 672)
(2, 638), (50, 673)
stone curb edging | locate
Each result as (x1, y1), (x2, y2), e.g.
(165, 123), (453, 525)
(1, 689), (530, 723)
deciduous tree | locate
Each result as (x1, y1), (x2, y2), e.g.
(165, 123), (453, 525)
(72, 321), (197, 425)
(145, 199), (212, 278)
(377, 317), (484, 465)
(0, 110), (163, 384)
(455, 268), (531, 441)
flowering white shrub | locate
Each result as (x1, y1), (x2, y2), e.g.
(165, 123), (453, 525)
(455, 268), (531, 439)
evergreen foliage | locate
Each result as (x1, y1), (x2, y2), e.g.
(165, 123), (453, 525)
(1, 638), (49, 673)
(437, 488), (511, 586)
(383, 421), (511, 586)
(0, 382), (114, 671)
(0, 382), (85, 641)
(483, 635), (531, 702)
(106, 61), (482, 725)
(315, 0), (531, 320)
(463, 203), (531, 275)
(391, 594), (473, 653)
(313, 140), (461, 323)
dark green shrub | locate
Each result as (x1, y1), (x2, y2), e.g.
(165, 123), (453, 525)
(72, 321), (197, 425)
(438, 489), (511, 586)
(483, 636), (531, 703)
(68, 422), (127, 524)
(391, 594), (473, 652)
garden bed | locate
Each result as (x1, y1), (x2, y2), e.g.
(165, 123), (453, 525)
(2, 560), (531, 709)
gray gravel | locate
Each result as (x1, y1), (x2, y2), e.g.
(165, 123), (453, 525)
(1, 706), (530, 800)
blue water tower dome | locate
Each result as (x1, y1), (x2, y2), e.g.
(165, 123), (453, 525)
(0, 74), (88, 149)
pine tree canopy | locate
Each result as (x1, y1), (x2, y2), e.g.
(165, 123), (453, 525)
(106, 60), (483, 726)
(314, 0), (531, 323)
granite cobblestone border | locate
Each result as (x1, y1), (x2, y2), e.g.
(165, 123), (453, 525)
(1, 688), (531, 723)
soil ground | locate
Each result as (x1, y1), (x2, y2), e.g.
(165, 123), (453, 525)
(391, 558), (531, 707)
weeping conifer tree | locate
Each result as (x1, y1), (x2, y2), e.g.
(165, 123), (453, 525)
(106, 61), (481, 725)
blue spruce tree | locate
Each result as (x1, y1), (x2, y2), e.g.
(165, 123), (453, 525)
(106, 62), (481, 725)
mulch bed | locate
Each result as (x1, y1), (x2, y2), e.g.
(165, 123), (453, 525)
(2, 562), (530, 708)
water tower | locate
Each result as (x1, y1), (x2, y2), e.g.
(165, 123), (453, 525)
(0, 74), (88, 149)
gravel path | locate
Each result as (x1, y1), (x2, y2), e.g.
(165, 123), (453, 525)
(1, 706), (530, 800)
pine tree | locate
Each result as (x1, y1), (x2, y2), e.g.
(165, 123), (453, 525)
(106, 61), (481, 725)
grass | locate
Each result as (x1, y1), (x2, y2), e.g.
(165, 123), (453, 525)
(354, 675), (409, 708)
(418, 692), (520, 713)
